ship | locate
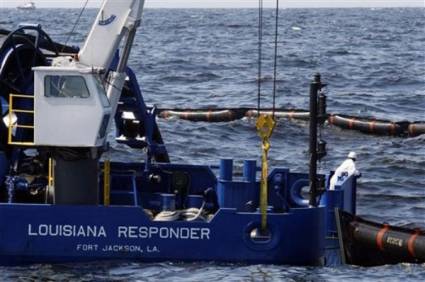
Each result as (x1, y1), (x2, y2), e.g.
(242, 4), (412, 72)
(17, 1), (36, 10)
(0, 0), (421, 266)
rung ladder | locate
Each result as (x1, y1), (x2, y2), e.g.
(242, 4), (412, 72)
(8, 94), (35, 146)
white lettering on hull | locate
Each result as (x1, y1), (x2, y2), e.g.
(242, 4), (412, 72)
(101, 244), (145, 253)
(27, 224), (211, 240)
(28, 224), (107, 238)
(117, 226), (210, 240)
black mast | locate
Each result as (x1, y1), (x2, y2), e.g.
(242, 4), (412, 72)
(309, 73), (326, 206)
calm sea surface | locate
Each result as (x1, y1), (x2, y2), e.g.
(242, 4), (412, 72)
(0, 7), (424, 281)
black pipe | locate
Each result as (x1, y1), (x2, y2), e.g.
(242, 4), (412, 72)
(317, 84), (328, 161)
(309, 74), (321, 206)
(318, 92), (327, 125)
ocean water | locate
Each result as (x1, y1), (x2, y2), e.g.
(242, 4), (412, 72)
(0, 7), (424, 281)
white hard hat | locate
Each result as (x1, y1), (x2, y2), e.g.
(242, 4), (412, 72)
(348, 151), (357, 160)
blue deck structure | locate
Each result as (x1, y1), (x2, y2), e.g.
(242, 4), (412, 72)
(0, 158), (357, 265)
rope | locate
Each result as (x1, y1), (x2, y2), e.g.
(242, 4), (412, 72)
(272, 0), (280, 119)
(181, 202), (207, 221)
(62, 0), (90, 52)
(257, 0), (280, 118)
(153, 203), (207, 222)
(257, 0), (263, 114)
(154, 210), (181, 221)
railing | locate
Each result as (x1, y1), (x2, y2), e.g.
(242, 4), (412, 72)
(7, 94), (35, 146)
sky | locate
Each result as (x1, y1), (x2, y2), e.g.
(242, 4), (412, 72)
(1, 0), (424, 8)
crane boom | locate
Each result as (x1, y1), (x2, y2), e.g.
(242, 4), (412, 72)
(78, 0), (146, 139)
(78, 0), (145, 70)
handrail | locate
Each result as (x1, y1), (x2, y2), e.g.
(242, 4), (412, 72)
(7, 94), (35, 146)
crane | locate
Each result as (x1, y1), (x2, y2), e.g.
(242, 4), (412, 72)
(28, 0), (148, 204)
(32, 0), (146, 148)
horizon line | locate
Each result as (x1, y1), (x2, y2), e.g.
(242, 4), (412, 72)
(2, 6), (423, 9)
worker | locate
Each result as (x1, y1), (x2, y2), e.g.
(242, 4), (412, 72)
(329, 152), (360, 190)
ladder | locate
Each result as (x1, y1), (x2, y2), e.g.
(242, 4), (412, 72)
(103, 166), (139, 206)
(7, 94), (35, 146)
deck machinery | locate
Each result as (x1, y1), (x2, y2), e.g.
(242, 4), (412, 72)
(0, 0), (357, 265)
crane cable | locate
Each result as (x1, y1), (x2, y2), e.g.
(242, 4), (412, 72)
(272, 0), (280, 119)
(62, 0), (90, 52)
(256, 0), (280, 234)
(257, 0), (263, 113)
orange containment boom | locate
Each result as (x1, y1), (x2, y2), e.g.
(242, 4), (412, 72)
(157, 108), (425, 138)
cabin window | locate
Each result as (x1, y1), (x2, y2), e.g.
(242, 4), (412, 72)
(44, 75), (90, 98)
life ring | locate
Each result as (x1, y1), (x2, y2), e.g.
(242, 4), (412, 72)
(289, 179), (310, 207)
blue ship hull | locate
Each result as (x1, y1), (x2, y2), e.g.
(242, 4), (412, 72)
(0, 204), (326, 265)
(0, 159), (355, 266)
